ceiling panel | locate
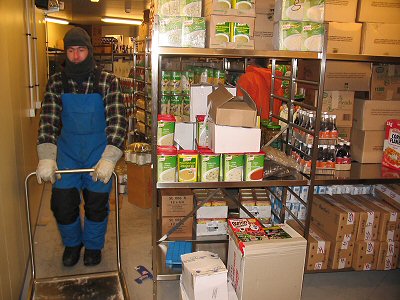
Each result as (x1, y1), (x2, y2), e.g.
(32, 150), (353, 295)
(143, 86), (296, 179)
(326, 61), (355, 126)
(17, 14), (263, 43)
(47, 0), (150, 25)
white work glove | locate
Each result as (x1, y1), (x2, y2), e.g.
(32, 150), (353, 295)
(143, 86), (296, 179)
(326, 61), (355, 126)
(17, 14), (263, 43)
(36, 143), (60, 184)
(92, 145), (123, 184)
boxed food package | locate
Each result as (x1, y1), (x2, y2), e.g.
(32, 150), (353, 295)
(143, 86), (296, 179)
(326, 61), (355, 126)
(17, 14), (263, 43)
(324, 0), (358, 22)
(301, 21), (324, 52)
(209, 122), (261, 153)
(288, 220), (331, 271)
(360, 23), (400, 57)
(376, 241), (400, 270)
(357, 0), (400, 23)
(162, 216), (194, 238)
(353, 99), (400, 131)
(369, 65), (400, 101)
(311, 195), (358, 241)
(327, 22), (361, 55)
(322, 91), (354, 127)
(383, 119), (400, 170)
(222, 153), (245, 181)
(254, 13), (274, 51)
(196, 202), (228, 219)
(297, 60), (372, 91)
(273, 21), (302, 51)
(156, 0), (203, 17)
(352, 240), (379, 271)
(196, 218), (228, 236)
(374, 184), (400, 211)
(161, 189), (194, 216)
(181, 251), (228, 300)
(337, 194), (380, 241)
(206, 15), (255, 49)
(227, 220), (306, 300)
(350, 129), (385, 164)
(356, 194), (400, 242)
(274, 0), (325, 23)
(208, 86), (258, 128)
(204, 0), (256, 17)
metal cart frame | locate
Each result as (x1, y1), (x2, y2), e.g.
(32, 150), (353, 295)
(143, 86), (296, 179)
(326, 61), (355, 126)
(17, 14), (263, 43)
(24, 169), (129, 299)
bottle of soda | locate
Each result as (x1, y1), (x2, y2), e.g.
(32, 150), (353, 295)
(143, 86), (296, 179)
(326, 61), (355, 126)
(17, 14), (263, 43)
(303, 144), (313, 174)
(317, 146), (325, 170)
(330, 115), (338, 139)
(344, 141), (351, 164)
(336, 142), (346, 165)
(327, 145), (336, 168)
(319, 113), (328, 138)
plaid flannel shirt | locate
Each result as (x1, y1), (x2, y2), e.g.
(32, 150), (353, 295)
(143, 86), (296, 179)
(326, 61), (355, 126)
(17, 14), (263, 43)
(37, 68), (127, 150)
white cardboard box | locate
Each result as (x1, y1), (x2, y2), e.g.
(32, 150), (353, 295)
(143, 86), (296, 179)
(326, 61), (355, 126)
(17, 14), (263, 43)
(357, 0), (400, 23)
(175, 122), (196, 150)
(325, 0), (358, 22)
(190, 85), (214, 122)
(180, 277), (238, 300)
(239, 204), (272, 219)
(181, 251), (228, 300)
(227, 224), (307, 300)
(196, 219), (228, 236)
(196, 206), (228, 219)
(361, 23), (400, 57)
(327, 22), (361, 55)
(208, 121), (261, 153)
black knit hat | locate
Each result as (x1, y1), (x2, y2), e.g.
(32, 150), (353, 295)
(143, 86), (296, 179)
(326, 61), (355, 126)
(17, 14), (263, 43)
(64, 27), (93, 53)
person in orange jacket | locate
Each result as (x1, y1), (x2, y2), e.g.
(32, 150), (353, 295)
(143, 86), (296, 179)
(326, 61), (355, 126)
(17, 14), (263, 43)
(237, 58), (283, 120)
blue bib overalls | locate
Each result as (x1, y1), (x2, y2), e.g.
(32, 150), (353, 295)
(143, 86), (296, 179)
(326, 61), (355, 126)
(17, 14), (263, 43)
(50, 72), (112, 250)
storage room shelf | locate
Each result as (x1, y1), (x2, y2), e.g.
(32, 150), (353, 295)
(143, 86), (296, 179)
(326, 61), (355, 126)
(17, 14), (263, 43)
(313, 163), (400, 185)
(157, 173), (308, 189)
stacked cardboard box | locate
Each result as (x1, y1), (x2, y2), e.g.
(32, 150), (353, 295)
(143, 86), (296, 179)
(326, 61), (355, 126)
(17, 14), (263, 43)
(311, 195), (358, 270)
(357, 0), (400, 56)
(238, 188), (272, 222)
(254, 0), (274, 50)
(204, 0), (256, 49)
(352, 99), (400, 163)
(160, 189), (194, 239)
(193, 189), (229, 236)
(325, 0), (361, 54)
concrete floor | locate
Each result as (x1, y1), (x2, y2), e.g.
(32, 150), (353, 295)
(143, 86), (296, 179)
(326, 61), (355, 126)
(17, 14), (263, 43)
(22, 183), (400, 299)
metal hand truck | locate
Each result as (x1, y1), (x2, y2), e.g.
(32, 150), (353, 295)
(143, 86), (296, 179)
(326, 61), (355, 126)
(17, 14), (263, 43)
(24, 169), (129, 299)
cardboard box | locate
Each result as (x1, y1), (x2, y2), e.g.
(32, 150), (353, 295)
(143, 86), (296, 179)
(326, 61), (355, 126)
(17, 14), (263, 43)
(196, 218), (228, 236)
(376, 241), (400, 270)
(208, 121), (261, 153)
(239, 203), (271, 219)
(328, 239), (355, 270)
(298, 60), (371, 91)
(181, 251), (228, 300)
(353, 99), (400, 131)
(274, 0), (325, 23)
(322, 91), (354, 127)
(325, 0), (358, 22)
(227, 223), (306, 300)
(206, 15), (255, 49)
(351, 129), (385, 163)
(255, 0), (275, 14)
(369, 65), (400, 101)
(174, 122), (196, 150)
(356, 194), (400, 242)
(311, 195), (358, 241)
(181, 278), (237, 300)
(254, 13), (274, 51)
(204, 0), (256, 17)
(190, 85), (213, 122)
(338, 127), (352, 141)
(374, 184), (400, 211)
(383, 119), (400, 171)
(361, 23), (400, 57)
(357, 0), (400, 23)
(161, 189), (194, 217)
(352, 240), (379, 271)
(337, 194), (380, 241)
(162, 216), (194, 239)
(127, 162), (152, 209)
(327, 22), (361, 55)
(288, 220), (331, 271)
(196, 206), (228, 219)
(208, 86), (257, 128)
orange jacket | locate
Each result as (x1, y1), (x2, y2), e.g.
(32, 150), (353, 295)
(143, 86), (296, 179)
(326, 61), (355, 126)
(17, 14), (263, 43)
(237, 66), (283, 120)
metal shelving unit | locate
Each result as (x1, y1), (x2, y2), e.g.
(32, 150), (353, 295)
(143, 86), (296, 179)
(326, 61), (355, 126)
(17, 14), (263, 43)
(149, 20), (400, 298)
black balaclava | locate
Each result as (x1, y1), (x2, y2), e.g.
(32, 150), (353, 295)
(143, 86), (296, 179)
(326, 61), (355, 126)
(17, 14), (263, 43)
(63, 27), (96, 81)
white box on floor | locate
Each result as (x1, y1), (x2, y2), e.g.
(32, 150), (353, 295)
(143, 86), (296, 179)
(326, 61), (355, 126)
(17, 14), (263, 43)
(181, 251), (228, 300)
(227, 223), (306, 300)
(180, 277), (238, 300)
(208, 121), (261, 153)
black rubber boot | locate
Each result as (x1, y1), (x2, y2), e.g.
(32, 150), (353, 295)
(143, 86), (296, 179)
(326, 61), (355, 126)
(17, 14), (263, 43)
(62, 243), (83, 267)
(84, 249), (102, 266)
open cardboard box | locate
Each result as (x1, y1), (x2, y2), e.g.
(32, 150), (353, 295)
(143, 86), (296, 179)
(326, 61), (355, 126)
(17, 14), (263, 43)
(208, 86), (257, 128)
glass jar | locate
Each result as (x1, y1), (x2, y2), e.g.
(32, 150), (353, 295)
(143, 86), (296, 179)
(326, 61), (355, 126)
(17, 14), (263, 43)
(266, 122), (282, 150)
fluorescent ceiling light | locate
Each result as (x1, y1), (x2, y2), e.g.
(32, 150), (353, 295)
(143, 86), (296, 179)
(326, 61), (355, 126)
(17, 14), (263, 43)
(101, 17), (142, 25)
(91, 0), (100, 2)
(45, 17), (69, 25)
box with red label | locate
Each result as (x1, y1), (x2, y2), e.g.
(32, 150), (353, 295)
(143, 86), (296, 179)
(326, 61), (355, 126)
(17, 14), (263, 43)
(382, 119), (400, 171)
